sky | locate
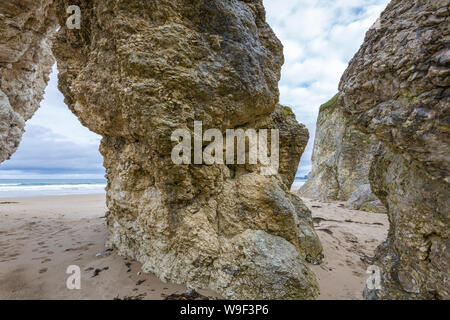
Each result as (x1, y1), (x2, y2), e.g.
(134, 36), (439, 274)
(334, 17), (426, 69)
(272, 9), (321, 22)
(0, 0), (389, 179)
(0, 65), (104, 179)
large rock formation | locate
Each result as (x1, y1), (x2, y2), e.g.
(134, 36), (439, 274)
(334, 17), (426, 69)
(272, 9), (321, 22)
(6, 0), (448, 301)
(0, 0), (323, 299)
(0, 0), (57, 163)
(52, 0), (323, 299)
(339, 0), (449, 299)
(298, 94), (386, 213)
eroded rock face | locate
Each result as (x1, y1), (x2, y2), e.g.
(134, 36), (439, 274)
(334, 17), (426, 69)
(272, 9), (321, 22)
(0, 0), (57, 163)
(50, 0), (322, 299)
(339, 0), (449, 299)
(298, 95), (386, 213)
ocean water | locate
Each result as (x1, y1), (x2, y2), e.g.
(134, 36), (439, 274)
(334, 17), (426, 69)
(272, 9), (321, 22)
(0, 179), (107, 198)
(0, 177), (306, 198)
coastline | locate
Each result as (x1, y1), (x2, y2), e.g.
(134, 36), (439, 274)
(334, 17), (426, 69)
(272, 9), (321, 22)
(0, 193), (387, 300)
(0, 179), (107, 198)
(0, 179), (305, 198)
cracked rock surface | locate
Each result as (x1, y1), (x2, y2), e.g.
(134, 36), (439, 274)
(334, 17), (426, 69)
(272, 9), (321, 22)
(0, 0), (57, 163)
(50, 0), (322, 299)
(0, 0), (322, 299)
(339, 0), (449, 299)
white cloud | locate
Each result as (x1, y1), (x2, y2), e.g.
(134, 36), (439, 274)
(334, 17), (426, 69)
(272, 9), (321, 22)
(27, 65), (102, 146)
(263, 0), (390, 176)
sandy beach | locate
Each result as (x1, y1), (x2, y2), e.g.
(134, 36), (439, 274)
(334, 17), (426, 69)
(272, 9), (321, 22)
(303, 197), (388, 299)
(0, 193), (388, 300)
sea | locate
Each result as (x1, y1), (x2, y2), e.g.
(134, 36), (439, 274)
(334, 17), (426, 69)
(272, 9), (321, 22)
(0, 179), (107, 198)
(0, 177), (306, 198)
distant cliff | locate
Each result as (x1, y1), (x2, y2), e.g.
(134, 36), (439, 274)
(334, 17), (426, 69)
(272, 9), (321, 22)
(297, 94), (386, 213)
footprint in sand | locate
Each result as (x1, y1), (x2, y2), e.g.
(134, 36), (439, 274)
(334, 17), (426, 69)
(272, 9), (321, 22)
(39, 268), (48, 274)
(41, 258), (51, 263)
(64, 244), (94, 252)
(32, 257), (45, 261)
(345, 259), (356, 268)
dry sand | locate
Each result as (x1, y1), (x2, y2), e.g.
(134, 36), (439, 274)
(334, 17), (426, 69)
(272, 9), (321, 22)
(302, 197), (389, 300)
(0, 193), (388, 300)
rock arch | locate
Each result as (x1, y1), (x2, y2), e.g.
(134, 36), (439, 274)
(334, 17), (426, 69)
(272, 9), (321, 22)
(1, 0), (448, 300)
(1, 0), (322, 299)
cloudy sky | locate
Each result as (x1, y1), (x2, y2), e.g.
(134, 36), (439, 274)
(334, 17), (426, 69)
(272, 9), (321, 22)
(0, 0), (389, 179)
